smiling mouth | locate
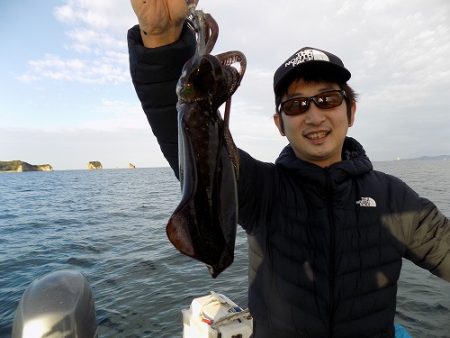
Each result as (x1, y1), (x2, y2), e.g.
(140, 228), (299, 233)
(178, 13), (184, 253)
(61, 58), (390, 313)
(305, 131), (329, 140)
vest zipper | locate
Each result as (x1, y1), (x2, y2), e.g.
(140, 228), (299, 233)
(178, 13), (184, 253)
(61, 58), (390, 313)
(325, 170), (335, 338)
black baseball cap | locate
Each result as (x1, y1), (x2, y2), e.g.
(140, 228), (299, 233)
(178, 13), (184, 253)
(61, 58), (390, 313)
(273, 47), (351, 96)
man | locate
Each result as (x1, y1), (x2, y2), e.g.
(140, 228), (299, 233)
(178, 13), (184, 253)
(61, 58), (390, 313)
(128, 1), (450, 337)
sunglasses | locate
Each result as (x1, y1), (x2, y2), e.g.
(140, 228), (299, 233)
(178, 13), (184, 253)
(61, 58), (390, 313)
(278, 90), (347, 116)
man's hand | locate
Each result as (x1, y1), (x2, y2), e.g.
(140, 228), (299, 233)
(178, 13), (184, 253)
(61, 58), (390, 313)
(131, 0), (197, 48)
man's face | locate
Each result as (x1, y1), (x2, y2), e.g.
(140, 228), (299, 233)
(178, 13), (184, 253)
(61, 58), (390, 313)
(274, 79), (356, 167)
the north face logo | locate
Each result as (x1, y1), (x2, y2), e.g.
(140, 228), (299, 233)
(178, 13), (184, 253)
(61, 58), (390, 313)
(356, 197), (377, 207)
(284, 49), (330, 68)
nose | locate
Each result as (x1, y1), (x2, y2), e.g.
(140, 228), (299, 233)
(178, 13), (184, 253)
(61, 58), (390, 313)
(304, 103), (326, 125)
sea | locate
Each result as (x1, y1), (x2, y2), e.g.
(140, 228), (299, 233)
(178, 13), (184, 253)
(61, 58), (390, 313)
(1, 160), (449, 338)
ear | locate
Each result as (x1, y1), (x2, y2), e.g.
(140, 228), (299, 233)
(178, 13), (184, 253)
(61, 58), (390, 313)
(273, 113), (285, 136)
(348, 101), (356, 127)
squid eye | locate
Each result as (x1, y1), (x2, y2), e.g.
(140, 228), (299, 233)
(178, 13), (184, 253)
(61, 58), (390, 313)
(180, 83), (196, 101)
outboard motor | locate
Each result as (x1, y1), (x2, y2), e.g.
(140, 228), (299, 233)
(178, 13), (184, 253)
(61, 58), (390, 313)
(12, 270), (97, 338)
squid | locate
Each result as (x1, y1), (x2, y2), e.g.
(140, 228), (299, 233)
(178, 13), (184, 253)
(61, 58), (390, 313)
(166, 3), (246, 278)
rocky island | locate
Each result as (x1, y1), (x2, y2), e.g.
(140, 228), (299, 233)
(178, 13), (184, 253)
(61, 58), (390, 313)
(0, 160), (53, 172)
(87, 161), (103, 170)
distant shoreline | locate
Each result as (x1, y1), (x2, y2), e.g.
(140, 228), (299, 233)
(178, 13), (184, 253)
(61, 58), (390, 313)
(411, 155), (449, 161)
(2, 155), (448, 172)
(390, 155), (450, 162)
(0, 160), (142, 172)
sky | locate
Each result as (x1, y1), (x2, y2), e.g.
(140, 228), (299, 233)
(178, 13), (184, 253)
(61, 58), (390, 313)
(0, 0), (449, 170)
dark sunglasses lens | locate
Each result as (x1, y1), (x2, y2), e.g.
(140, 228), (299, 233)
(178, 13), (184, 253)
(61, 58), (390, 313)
(315, 92), (343, 109)
(281, 99), (308, 115)
(280, 91), (344, 115)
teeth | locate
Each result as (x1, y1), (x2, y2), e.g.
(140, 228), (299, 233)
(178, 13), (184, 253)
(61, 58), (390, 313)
(306, 131), (327, 140)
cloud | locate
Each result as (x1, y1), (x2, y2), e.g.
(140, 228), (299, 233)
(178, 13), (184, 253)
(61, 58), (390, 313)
(12, 0), (450, 165)
(81, 99), (149, 131)
(53, 0), (134, 32)
(18, 52), (129, 84)
(198, 0), (450, 161)
(18, 0), (135, 84)
(65, 28), (128, 53)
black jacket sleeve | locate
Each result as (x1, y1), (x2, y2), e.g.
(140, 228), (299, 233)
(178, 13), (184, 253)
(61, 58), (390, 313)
(385, 176), (450, 281)
(406, 195), (450, 281)
(127, 24), (196, 178)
